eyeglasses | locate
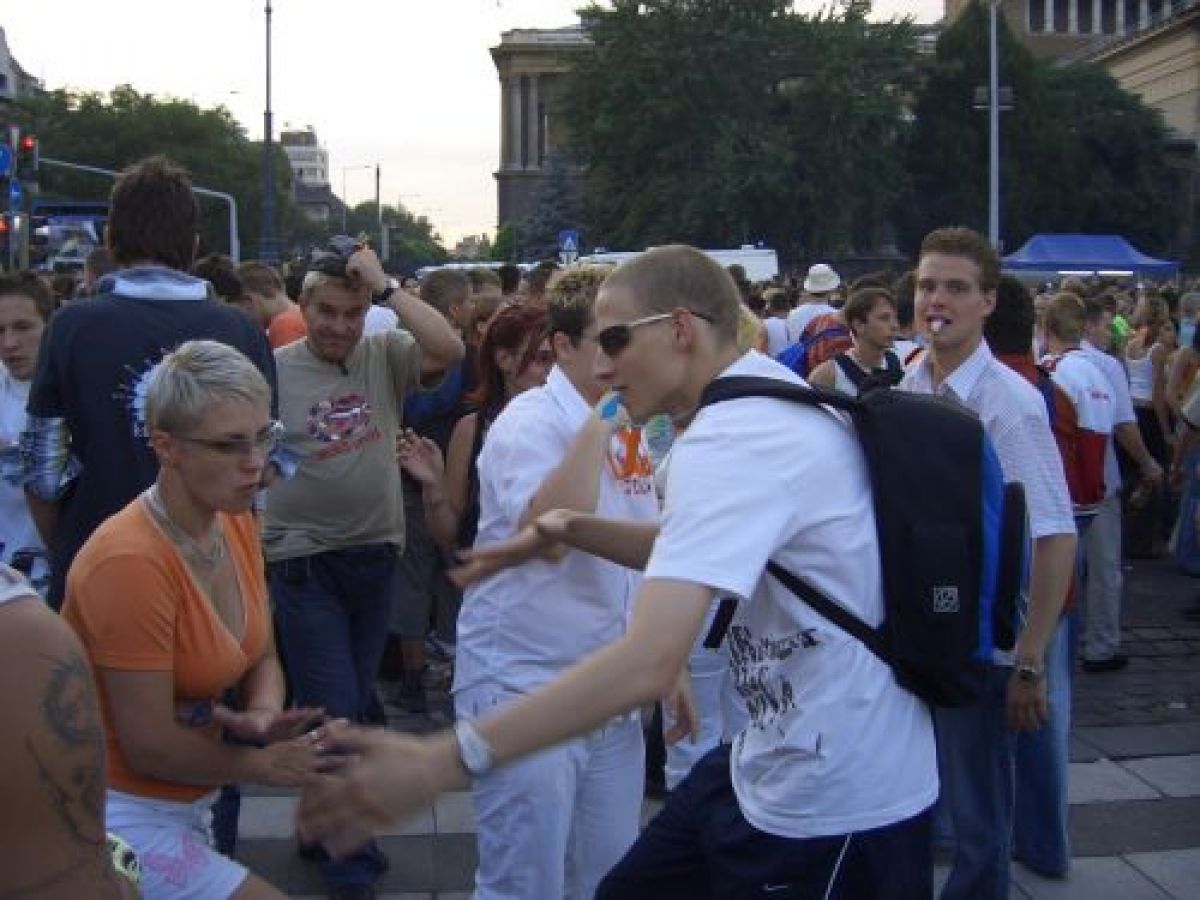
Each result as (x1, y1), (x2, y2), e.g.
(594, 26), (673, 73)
(594, 310), (714, 357)
(176, 420), (284, 458)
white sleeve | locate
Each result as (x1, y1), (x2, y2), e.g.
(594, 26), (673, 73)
(991, 409), (1076, 539)
(646, 417), (797, 600)
(480, 404), (571, 527)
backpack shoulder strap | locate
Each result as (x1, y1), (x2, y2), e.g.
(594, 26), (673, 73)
(834, 353), (866, 388)
(883, 350), (902, 374)
(699, 375), (858, 414)
(766, 561), (885, 660)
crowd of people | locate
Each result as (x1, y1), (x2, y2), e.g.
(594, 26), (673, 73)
(2, 153), (1199, 900)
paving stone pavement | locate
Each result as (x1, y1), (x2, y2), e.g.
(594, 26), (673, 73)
(231, 558), (1200, 898)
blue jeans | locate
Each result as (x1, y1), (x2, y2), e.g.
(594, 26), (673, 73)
(1013, 615), (1071, 876)
(271, 543), (397, 887)
(934, 664), (1014, 900)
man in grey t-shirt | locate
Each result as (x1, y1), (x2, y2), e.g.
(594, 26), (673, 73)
(264, 242), (462, 897)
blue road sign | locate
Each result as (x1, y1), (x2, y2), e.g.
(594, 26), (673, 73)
(9, 178), (22, 212)
(0, 145), (11, 178)
(558, 229), (579, 255)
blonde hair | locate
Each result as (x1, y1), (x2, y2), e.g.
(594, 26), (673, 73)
(146, 340), (270, 434)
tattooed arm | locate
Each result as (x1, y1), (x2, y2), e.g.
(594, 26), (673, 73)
(0, 591), (134, 899)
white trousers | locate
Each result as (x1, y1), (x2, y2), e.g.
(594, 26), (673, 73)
(455, 684), (645, 900)
(1082, 494), (1124, 660)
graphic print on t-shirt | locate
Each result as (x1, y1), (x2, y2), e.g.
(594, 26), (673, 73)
(728, 623), (822, 736)
(308, 393), (383, 461)
(605, 425), (655, 497)
(113, 352), (169, 440)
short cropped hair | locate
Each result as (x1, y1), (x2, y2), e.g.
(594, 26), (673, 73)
(466, 267), (501, 294)
(526, 261), (559, 298)
(106, 156), (199, 272)
(601, 245), (740, 344)
(546, 265), (612, 344)
(193, 253), (243, 303)
(1046, 292), (1086, 345)
(145, 340), (270, 434)
(984, 275), (1035, 355)
(497, 263), (521, 295)
(237, 261), (284, 297)
(299, 270), (369, 301)
(420, 269), (470, 317)
(842, 287), (895, 329)
(920, 227), (999, 293)
(0, 271), (55, 322)
(892, 270), (916, 328)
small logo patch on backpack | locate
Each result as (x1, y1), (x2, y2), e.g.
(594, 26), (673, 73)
(932, 586), (960, 613)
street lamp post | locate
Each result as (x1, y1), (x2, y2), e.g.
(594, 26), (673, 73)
(258, 0), (280, 262)
(988, 0), (1000, 250)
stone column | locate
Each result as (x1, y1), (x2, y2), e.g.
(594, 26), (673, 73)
(500, 76), (513, 168)
(1116, 0), (1125, 34)
(510, 76), (524, 170)
(1093, 0), (1103, 33)
(1044, 0), (1056, 33)
(1140, 0), (1150, 28)
(1069, 0), (1079, 33)
(526, 74), (541, 170)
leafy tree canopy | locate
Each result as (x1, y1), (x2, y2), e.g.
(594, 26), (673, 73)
(11, 85), (304, 260)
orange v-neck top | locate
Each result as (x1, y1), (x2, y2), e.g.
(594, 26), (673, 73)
(63, 500), (269, 802)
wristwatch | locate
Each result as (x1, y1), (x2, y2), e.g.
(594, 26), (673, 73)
(1014, 662), (1044, 684)
(453, 719), (495, 777)
(376, 285), (397, 306)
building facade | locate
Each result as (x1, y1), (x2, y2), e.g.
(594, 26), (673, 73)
(0, 27), (41, 104)
(491, 25), (591, 227)
(946, 0), (1195, 57)
(281, 128), (334, 224)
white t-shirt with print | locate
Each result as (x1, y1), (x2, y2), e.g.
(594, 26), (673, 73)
(454, 366), (660, 696)
(1082, 340), (1137, 498)
(645, 351), (937, 839)
(0, 370), (48, 587)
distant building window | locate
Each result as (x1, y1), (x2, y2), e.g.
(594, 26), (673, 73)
(0, 73), (8, 91)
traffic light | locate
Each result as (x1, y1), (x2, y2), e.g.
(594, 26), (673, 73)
(16, 134), (37, 181)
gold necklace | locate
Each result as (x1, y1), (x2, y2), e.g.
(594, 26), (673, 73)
(143, 485), (226, 568)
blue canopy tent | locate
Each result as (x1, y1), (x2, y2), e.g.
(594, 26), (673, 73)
(1002, 234), (1179, 278)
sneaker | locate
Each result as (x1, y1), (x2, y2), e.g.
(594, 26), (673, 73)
(1081, 653), (1129, 673)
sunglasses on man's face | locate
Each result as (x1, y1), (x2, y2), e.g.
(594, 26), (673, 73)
(594, 310), (714, 357)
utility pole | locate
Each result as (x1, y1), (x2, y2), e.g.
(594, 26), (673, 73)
(258, 0), (280, 262)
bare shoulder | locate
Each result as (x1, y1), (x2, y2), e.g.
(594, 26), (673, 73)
(0, 596), (130, 899)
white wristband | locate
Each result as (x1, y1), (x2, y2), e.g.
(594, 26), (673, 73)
(453, 718), (495, 777)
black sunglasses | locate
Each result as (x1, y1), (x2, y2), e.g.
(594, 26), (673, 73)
(307, 235), (362, 277)
(595, 310), (714, 356)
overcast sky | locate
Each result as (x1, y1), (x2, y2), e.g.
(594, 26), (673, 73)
(1, 0), (943, 246)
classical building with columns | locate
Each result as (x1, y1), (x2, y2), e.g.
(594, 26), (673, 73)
(491, 25), (591, 227)
(945, 0), (1195, 58)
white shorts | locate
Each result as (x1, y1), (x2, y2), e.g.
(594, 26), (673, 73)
(105, 789), (249, 900)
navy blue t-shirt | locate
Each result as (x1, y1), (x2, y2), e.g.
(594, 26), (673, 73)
(27, 272), (277, 606)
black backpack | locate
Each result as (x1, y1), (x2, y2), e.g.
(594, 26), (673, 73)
(699, 375), (1028, 708)
(833, 350), (904, 395)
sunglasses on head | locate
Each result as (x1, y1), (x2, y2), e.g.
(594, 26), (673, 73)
(594, 310), (714, 356)
(307, 235), (362, 278)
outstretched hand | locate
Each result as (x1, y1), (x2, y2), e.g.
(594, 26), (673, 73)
(212, 705), (325, 745)
(297, 723), (466, 859)
(448, 525), (568, 589)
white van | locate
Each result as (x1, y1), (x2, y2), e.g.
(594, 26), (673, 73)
(577, 245), (779, 281)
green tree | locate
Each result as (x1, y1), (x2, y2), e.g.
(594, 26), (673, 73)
(900, 0), (1177, 255)
(491, 222), (523, 262)
(345, 201), (449, 274)
(520, 153), (584, 260)
(559, 0), (916, 258)
(10, 85), (301, 260)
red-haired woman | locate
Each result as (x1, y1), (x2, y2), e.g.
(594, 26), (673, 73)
(399, 303), (551, 551)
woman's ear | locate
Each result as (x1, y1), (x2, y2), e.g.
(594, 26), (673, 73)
(148, 429), (175, 468)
